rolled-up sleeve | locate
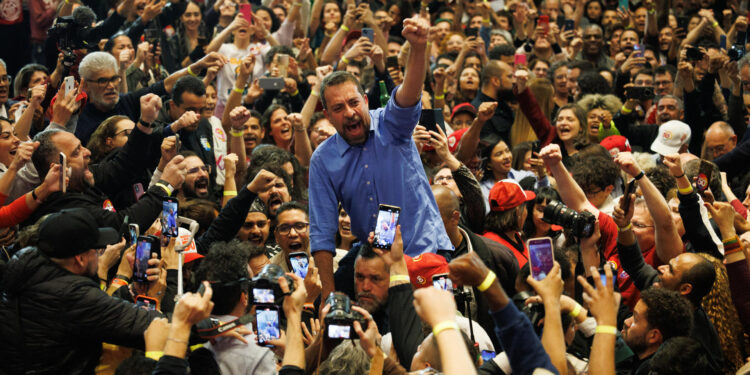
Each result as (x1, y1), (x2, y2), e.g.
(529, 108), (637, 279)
(378, 87), (421, 144)
(309, 152), (340, 253)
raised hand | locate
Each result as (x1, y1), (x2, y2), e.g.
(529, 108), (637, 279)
(247, 169), (277, 193)
(539, 143), (563, 167)
(477, 101), (498, 123)
(401, 15), (430, 47)
(613, 151), (642, 177)
(139, 93), (162, 124)
(449, 251), (491, 287)
(229, 106), (251, 130)
(577, 266), (619, 325)
(172, 110), (200, 132)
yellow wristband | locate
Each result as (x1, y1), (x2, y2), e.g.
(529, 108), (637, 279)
(233, 87), (244, 93)
(187, 66), (197, 77)
(311, 90), (319, 97)
(595, 325), (618, 335)
(620, 105), (633, 114)
(678, 185), (694, 195)
(434, 94), (445, 100)
(154, 183), (172, 196)
(477, 270), (496, 292)
(341, 56), (350, 65)
(145, 351), (164, 361)
(223, 190), (238, 196)
(341, 25), (350, 32)
(712, 21), (719, 28)
(569, 303), (582, 318)
(432, 321), (459, 337)
(229, 128), (244, 137)
(618, 223), (632, 232)
(292, 90), (299, 96)
(390, 274), (410, 283)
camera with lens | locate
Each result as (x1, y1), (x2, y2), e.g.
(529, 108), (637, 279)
(729, 44), (745, 61)
(324, 292), (367, 339)
(512, 291), (545, 334)
(250, 264), (294, 305)
(48, 8), (95, 70)
(543, 200), (596, 238)
(625, 86), (655, 101)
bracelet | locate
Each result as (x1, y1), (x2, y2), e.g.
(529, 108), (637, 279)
(595, 325), (618, 335)
(634, 170), (645, 180)
(722, 235), (739, 246)
(390, 274), (410, 283)
(569, 303), (582, 318)
(725, 247), (742, 256)
(340, 25), (350, 32)
(341, 56), (350, 65)
(293, 2), (302, 6)
(325, 32), (334, 38)
(229, 128), (244, 137)
(434, 94), (445, 100)
(154, 182), (173, 196)
(223, 190), (238, 196)
(31, 188), (39, 202)
(187, 66), (197, 77)
(712, 21), (719, 28)
(678, 185), (694, 195)
(167, 337), (189, 344)
(303, 302), (315, 310)
(477, 270), (496, 292)
(432, 321), (459, 337)
(618, 223), (632, 232)
(673, 173), (685, 179)
(110, 278), (129, 288)
(145, 351), (164, 361)
(116, 274), (131, 283)
(620, 105), (633, 114)
(292, 89), (299, 96)
(311, 90), (319, 97)
(233, 87), (244, 94)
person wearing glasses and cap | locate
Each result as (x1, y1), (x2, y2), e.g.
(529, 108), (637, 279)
(0, 208), (164, 374)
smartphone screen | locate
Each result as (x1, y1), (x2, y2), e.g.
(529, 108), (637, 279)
(362, 27), (374, 42)
(373, 205), (400, 249)
(565, 19), (575, 31)
(481, 350), (496, 361)
(618, 0), (629, 11)
(289, 252), (309, 279)
(464, 27), (479, 38)
(256, 307), (280, 344)
(161, 198), (179, 237)
(239, 3), (253, 23)
(328, 324), (352, 339)
(253, 288), (275, 304)
(58, 152), (66, 193)
(720, 35), (727, 50)
(135, 296), (158, 311)
(432, 273), (453, 292)
(696, 160), (713, 193)
(134, 237), (152, 282)
(128, 224), (139, 248)
(528, 237), (554, 281)
(633, 44), (643, 57)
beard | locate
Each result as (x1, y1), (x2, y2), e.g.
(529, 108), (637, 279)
(356, 291), (385, 314)
(183, 176), (210, 199)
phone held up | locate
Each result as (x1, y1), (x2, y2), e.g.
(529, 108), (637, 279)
(528, 237), (554, 281)
(373, 204), (400, 250)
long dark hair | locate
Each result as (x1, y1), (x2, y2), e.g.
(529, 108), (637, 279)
(522, 186), (562, 238)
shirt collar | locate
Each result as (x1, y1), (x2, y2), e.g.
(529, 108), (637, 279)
(333, 128), (375, 157)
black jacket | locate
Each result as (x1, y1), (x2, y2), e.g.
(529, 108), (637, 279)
(0, 248), (161, 375)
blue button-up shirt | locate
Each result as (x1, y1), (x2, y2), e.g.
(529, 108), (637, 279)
(309, 93), (453, 256)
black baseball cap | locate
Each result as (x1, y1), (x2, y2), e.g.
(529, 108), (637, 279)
(38, 208), (120, 258)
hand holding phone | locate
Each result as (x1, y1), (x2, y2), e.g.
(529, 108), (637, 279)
(527, 237), (554, 281)
(289, 252), (309, 278)
(373, 204), (400, 250)
(696, 159), (713, 193)
(161, 198), (179, 238)
(619, 179), (636, 212)
(239, 3), (253, 23)
(256, 306), (281, 345)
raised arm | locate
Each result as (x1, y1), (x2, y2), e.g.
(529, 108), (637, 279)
(394, 15), (429, 108)
(540, 143), (598, 213)
(456, 102), (497, 164)
(206, 15), (247, 53)
(163, 52), (228, 94)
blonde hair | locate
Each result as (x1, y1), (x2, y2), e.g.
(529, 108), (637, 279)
(510, 78), (554, 147)
(576, 94), (623, 115)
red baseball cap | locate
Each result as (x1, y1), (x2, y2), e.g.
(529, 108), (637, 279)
(447, 128), (469, 153)
(451, 102), (476, 120)
(488, 179), (536, 212)
(599, 135), (632, 157)
(405, 253), (450, 289)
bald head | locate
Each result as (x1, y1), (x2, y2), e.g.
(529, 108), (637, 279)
(432, 185), (460, 218)
(704, 121), (737, 159)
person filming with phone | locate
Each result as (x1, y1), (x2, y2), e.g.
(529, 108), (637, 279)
(308, 14), (453, 299)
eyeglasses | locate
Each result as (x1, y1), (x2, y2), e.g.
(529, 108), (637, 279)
(434, 175), (454, 184)
(276, 222), (309, 235)
(91, 75), (122, 87)
(0, 75), (10, 83)
(187, 165), (210, 174)
(632, 222), (654, 229)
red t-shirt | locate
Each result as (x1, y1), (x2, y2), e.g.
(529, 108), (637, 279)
(483, 231), (529, 269)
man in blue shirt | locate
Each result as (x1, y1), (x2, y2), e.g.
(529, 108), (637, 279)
(308, 14), (453, 298)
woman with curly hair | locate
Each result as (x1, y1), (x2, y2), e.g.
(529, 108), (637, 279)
(577, 93), (622, 143)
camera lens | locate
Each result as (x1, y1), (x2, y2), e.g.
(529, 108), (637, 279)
(542, 200), (596, 238)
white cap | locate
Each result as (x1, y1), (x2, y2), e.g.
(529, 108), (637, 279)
(650, 120), (691, 155)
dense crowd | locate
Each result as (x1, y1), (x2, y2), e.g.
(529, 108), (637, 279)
(0, 0), (749, 373)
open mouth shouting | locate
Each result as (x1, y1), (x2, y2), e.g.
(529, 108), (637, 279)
(343, 115), (365, 142)
(194, 177), (209, 197)
(268, 193), (283, 213)
(287, 240), (303, 251)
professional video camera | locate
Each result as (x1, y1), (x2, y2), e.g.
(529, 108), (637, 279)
(543, 200), (596, 238)
(324, 292), (367, 339)
(48, 6), (96, 70)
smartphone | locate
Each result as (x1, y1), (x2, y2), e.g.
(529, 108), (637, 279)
(464, 27), (479, 38)
(514, 53), (527, 67)
(420, 108), (439, 133)
(144, 29), (160, 45)
(128, 223), (140, 248)
(620, 179), (636, 211)
(59, 152), (66, 193)
(276, 53), (289, 77)
(64, 76), (75, 94)
(256, 306), (280, 345)
(686, 47), (703, 61)
(161, 197), (179, 238)
(386, 55), (400, 69)
(538, 15), (550, 35)
(556, 15), (566, 28)
(134, 236), (158, 283)
(135, 295), (158, 311)
(527, 237), (554, 281)
(720, 34), (727, 50)
(253, 288), (275, 304)
(564, 19), (575, 31)
(239, 3), (253, 23)
(258, 77), (284, 90)
(373, 204), (400, 250)
(618, 0), (629, 11)
(598, 264), (615, 287)
(174, 134), (181, 153)
(289, 252), (309, 279)
(197, 36), (208, 47)
(632, 43), (643, 58)
(362, 27), (374, 42)
(432, 273), (453, 292)
(696, 159), (713, 193)
(328, 323), (352, 339)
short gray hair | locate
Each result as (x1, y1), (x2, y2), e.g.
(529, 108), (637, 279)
(738, 54), (750, 71)
(659, 94), (684, 111)
(78, 51), (118, 80)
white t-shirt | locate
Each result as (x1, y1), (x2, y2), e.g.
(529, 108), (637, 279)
(216, 42), (270, 104)
(208, 116), (228, 186)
